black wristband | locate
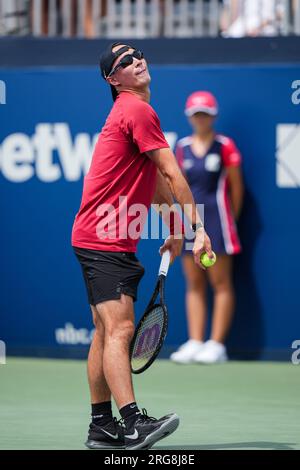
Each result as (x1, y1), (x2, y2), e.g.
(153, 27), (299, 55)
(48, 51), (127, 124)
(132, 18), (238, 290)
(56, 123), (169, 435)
(191, 222), (204, 232)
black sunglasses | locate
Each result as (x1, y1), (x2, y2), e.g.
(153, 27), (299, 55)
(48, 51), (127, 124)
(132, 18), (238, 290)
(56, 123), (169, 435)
(107, 50), (144, 78)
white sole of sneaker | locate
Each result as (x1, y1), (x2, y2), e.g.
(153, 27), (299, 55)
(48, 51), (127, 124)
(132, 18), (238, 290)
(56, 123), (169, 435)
(125, 414), (180, 451)
(85, 439), (125, 450)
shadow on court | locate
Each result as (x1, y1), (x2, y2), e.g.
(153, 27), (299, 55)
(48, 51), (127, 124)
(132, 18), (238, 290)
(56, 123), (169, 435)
(155, 441), (296, 450)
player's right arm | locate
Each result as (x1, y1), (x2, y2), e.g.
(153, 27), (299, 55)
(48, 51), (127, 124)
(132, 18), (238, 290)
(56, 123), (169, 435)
(146, 147), (213, 267)
(152, 169), (184, 262)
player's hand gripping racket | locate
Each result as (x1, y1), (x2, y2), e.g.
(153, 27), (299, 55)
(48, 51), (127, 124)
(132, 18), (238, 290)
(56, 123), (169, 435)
(130, 250), (171, 374)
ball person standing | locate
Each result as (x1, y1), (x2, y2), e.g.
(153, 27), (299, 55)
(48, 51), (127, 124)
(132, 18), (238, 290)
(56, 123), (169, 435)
(171, 91), (244, 365)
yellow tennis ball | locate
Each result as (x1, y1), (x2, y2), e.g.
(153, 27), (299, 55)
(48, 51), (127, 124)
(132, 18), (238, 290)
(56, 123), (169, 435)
(200, 251), (217, 268)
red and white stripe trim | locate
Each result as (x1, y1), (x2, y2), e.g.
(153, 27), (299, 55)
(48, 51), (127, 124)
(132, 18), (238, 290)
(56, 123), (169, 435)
(216, 170), (241, 255)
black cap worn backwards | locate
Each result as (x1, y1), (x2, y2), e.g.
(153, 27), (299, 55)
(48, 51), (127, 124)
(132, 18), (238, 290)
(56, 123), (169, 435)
(99, 42), (135, 101)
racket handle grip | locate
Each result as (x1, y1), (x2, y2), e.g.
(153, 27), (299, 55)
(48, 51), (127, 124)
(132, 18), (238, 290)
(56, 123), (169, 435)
(159, 250), (171, 277)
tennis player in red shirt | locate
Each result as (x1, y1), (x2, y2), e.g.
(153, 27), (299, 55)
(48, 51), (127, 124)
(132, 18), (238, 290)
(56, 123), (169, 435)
(72, 42), (213, 450)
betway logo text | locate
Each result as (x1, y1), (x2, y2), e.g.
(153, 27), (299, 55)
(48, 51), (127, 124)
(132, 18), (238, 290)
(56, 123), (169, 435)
(0, 123), (177, 183)
(0, 123), (96, 183)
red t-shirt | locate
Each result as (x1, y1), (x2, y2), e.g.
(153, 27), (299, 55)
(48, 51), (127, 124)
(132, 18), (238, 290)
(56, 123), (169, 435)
(72, 91), (169, 252)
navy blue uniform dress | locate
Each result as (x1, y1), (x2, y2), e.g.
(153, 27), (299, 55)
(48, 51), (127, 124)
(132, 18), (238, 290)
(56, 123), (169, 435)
(176, 134), (242, 255)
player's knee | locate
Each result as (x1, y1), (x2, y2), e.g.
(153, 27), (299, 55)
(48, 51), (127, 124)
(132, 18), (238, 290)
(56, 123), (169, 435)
(124, 322), (135, 343)
(106, 320), (135, 343)
(119, 320), (135, 342)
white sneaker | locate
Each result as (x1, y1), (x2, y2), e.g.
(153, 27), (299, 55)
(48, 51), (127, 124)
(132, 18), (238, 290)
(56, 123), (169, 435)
(194, 340), (228, 364)
(170, 339), (204, 364)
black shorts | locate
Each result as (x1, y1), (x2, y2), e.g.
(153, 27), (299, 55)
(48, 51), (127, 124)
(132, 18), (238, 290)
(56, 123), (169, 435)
(73, 247), (145, 306)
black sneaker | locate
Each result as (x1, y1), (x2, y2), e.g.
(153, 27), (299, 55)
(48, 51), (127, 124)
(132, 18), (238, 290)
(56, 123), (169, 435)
(85, 418), (125, 450)
(124, 409), (179, 450)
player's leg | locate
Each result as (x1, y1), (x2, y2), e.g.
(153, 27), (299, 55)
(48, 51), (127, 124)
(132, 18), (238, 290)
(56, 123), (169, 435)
(76, 249), (179, 449)
(87, 305), (111, 404)
(95, 293), (136, 409)
(85, 305), (125, 450)
(170, 254), (207, 363)
(96, 293), (179, 450)
(195, 254), (234, 363)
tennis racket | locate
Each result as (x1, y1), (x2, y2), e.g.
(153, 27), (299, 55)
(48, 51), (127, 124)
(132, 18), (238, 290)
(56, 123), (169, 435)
(130, 250), (171, 374)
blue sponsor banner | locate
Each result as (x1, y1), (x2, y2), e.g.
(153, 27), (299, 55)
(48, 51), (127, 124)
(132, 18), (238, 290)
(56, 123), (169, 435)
(0, 64), (300, 359)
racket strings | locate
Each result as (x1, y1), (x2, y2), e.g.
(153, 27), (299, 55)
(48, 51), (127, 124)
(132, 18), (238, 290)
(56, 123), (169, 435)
(131, 305), (165, 371)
